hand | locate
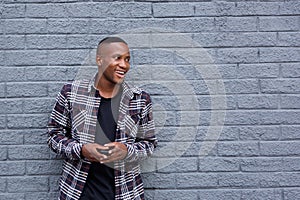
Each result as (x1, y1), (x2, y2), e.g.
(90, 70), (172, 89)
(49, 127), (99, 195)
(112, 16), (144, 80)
(100, 142), (128, 164)
(81, 143), (110, 162)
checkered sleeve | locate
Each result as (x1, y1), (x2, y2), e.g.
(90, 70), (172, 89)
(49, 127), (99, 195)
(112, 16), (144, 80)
(47, 84), (82, 160)
(125, 92), (157, 163)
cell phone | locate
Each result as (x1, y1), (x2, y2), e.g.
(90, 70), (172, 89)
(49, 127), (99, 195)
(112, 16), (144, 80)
(96, 148), (110, 156)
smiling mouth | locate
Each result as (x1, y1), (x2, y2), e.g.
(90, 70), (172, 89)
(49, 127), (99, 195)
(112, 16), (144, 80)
(116, 70), (126, 77)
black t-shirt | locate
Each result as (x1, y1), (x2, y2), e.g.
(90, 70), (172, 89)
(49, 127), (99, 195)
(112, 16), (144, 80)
(80, 89), (122, 200)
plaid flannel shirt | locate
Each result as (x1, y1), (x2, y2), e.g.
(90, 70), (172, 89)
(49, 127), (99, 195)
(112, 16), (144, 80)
(47, 74), (157, 200)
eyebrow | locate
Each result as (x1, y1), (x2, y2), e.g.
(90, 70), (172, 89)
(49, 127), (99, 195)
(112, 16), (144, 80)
(112, 52), (130, 57)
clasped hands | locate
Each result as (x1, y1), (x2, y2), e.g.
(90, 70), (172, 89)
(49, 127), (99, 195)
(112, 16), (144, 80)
(81, 142), (128, 164)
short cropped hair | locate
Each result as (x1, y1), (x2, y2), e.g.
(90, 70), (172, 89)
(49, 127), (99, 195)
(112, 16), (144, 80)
(97, 37), (128, 55)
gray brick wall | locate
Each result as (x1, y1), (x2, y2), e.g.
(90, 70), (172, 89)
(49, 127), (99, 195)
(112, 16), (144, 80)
(0, 0), (299, 199)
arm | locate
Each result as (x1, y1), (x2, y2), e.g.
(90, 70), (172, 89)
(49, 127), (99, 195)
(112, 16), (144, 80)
(124, 92), (158, 163)
(47, 84), (82, 160)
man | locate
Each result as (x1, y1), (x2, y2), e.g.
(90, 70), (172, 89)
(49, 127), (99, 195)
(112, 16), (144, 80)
(47, 37), (157, 200)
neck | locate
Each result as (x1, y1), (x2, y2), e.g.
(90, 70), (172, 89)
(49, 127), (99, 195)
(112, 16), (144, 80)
(95, 75), (121, 98)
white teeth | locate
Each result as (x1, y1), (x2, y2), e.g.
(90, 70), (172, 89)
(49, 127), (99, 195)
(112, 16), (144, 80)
(117, 71), (125, 75)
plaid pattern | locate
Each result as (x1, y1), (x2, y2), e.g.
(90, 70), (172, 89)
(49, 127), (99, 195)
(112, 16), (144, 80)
(47, 74), (157, 200)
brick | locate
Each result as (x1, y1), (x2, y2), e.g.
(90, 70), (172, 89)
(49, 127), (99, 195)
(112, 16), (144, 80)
(173, 18), (215, 32)
(284, 189), (300, 200)
(281, 126), (300, 140)
(0, 83), (5, 98)
(198, 157), (239, 172)
(7, 114), (48, 129)
(278, 32), (300, 47)
(260, 172), (300, 187)
(260, 141), (300, 156)
(157, 157), (197, 173)
(6, 82), (47, 97)
(197, 95), (236, 110)
(218, 173), (260, 188)
(174, 48), (216, 65)
(0, 115), (6, 129)
(26, 35), (68, 50)
(0, 130), (23, 145)
(239, 126), (280, 140)
(0, 161), (25, 175)
(24, 129), (48, 144)
(48, 82), (66, 97)
(197, 189), (240, 200)
(279, 1), (300, 15)
(240, 189), (281, 200)
(26, 160), (62, 175)
(25, 67), (78, 81)
(25, 192), (57, 200)
(132, 49), (174, 65)
(0, 194), (25, 200)
(261, 79), (300, 94)
(282, 63), (300, 78)
(49, 175), (60, 192)
(48, 50), (89, 66)
(224, 111), (300, 125)
(5, 50), (48, 66)
(196, 126), (239, 141)
(260, 48), (300, 63)
(216, 48), (258, 64)
(0, 35), (25, 50)
(0, 51), (5, 66)
(0, 67), (25, 82)
(4, 19), (25, 34)
(0, 178), (5, 192)
(223, 79), (259, 94)
(194, 2), (235, 16)
(241, 158), (283, 172)
(155, 126), (196, 142)
(237, 63), (279, 78)
(2, 4), (26, 18)
(143, 173), (176, 189)
(114, 33), (151, 49)
(233, 2), (280, 16)
(218, 141), (259, 156)
(176, 141), (217, 157)
(282, 157), (300, 171)
(151, 33), (194, 48)
(176, 173), (218, 188)
(7, 176), (48, 192)
(216, 17), (257, 32)
(8, 145), (49, 160)
(0, 146), (7, 161)
(48, 19), (89, 34)
(145, 189), (198, 200)
(0, 99), (23, 114)
(67, 35), (95, 49)
(108, 2), (152, 18)
(237, 95), (278, 109)
(259, 16), (299, 31)
(26, 3), (68, 18)
(24, 19), (47, 34)
(153, 3), (194, 17)
(23, 98), (54, 113)
(0, 20), (4, 34)
(90, 18), (175, 34)
(193, 32), (277, 48)
(281, 95), (300, 109)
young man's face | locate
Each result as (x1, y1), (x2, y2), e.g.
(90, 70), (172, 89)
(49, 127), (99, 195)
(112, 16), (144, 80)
(97, 42), (130, 85)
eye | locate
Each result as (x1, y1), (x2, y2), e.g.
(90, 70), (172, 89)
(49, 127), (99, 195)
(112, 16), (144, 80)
(125, 57), (130, 62)
(114, 56), (121, 60)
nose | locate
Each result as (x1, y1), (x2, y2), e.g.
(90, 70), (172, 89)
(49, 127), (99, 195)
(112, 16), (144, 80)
(119, 59), (128, 68)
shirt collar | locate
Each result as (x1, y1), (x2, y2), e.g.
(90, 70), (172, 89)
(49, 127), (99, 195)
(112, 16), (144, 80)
(88, 72), (142, 98)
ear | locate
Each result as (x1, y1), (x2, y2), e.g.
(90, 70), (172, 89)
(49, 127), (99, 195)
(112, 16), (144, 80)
(96, 55), (102, 66)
